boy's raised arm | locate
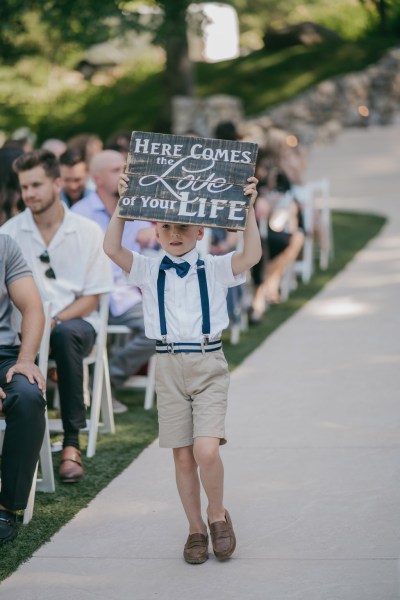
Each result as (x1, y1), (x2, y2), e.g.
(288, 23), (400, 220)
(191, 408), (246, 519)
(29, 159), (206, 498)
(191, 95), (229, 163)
(103, 173), (134, 273)
(232, 177), (262, 276)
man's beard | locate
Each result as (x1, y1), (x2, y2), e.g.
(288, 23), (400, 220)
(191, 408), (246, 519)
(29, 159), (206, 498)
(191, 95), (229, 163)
(29, 189), (58, 215)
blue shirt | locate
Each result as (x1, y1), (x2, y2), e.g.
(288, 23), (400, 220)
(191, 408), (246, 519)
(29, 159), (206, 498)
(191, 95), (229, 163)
(61, 186), (92, 208)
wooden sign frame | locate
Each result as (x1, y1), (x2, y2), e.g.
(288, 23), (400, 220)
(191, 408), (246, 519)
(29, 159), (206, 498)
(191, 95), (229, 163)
(117, 131), (258, 231)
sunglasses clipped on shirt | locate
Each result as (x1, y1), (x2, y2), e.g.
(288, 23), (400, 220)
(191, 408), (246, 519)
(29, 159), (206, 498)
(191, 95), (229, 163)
(38, 250), (56, 279)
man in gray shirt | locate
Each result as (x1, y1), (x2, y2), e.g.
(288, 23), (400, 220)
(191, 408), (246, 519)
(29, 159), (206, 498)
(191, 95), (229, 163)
(2, 149), (113, 483)
(0, 234), (46, 544)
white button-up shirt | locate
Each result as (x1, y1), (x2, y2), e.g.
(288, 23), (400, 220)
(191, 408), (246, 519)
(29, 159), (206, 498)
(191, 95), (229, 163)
(1, 205), (113, 330)
(126, 247), (245, 342)
(71, 191), (151, 317)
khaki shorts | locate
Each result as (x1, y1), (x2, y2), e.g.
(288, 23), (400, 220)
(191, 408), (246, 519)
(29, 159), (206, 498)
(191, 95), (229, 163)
(155, 349), (230, 448)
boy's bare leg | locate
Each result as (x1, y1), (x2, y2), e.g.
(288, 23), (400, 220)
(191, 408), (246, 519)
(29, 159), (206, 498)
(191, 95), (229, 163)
(173, 446), (207, 534)
(193, 437), (225, 524)
(193, 436), (236, 560)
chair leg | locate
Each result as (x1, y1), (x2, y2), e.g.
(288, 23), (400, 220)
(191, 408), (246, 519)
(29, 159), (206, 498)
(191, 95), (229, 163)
(23, 463), (38, 525)
(86, 347), (115, 458)
(83, 363), (91, 408)
(301, 236), (314, 283)
(98, 347), (115, 435)
(36, 412), (55, 493)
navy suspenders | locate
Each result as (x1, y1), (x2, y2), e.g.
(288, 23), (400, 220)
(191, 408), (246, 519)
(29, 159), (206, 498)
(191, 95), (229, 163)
(157, 258), (218, 354)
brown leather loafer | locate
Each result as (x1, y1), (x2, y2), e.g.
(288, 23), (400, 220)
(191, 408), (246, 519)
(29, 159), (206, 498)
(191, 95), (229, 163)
(183, 533), (209, 564)
(59, 446), (84, 483)
(208, 509), (236, 560)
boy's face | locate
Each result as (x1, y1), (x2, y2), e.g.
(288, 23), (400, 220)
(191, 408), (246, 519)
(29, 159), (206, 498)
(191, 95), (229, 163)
(156, 222), (204, 257)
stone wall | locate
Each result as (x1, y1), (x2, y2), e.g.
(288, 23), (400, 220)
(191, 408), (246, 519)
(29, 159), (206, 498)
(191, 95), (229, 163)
(172, 47), (400, 147)
(243, 46), (400, 146)
(172, 94), (244, 138)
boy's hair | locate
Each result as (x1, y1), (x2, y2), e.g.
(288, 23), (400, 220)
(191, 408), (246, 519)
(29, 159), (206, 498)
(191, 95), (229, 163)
(13, 149), (61, 180)
(214, 120), (239, 141)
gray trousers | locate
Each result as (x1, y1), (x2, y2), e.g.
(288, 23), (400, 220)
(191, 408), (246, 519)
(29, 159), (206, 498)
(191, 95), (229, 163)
(108, 302), (155, 389)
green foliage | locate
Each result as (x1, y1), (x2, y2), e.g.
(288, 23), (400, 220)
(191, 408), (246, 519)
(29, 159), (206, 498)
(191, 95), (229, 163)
(1, 33), (395, 145)
(0, 0), (159, 62)
(196, 36), (394, 116)
(0, 0), (398, 141)
(37, 61), (165, 142)
(0, 0), (28, 59)
(0, 210), (386, 582)
(288, 0), (375, 40)
(152, 0), (191, 47)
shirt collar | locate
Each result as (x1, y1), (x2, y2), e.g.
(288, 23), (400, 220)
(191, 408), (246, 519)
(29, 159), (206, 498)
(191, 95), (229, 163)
(164, 247), (198, 266)
(20, 202), (76, 236)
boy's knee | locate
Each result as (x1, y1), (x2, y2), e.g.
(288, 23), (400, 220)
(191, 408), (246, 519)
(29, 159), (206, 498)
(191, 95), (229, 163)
(193, 441), (220, 468)
(173, 446), (196, 472)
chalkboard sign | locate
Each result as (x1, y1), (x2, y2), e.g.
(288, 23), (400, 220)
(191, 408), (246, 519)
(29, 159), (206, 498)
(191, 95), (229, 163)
(117, 131), (258, 231)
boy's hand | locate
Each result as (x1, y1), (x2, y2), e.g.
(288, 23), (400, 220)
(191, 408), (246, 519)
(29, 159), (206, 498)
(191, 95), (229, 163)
(244, 176), (258, 209)
(118, 171), (130, 198)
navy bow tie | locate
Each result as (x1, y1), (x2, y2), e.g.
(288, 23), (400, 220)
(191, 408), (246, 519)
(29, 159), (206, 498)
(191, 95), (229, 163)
(160, 255), (191, 278)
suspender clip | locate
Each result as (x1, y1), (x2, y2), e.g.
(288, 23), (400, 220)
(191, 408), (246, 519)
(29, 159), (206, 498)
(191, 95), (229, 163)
(167, 342), (175, 354)
(201, 335), (209, 355)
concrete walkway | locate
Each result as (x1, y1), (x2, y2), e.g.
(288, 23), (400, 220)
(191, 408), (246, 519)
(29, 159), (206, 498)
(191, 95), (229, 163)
(2, 123), (400, 599)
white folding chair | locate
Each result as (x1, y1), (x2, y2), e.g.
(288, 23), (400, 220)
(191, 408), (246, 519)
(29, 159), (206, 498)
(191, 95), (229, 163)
(0, 301), (55, 524)
(294, 179), (333, 280)
(48, 293), (115, 458)
(309, 178), (334, 270)
(106, 324), (156, 410)
(294, 186), (315, 284)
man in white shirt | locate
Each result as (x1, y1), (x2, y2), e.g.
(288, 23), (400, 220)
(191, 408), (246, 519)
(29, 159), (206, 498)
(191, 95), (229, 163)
(1, 150), (113, 483)
(72, 150), (156, 413)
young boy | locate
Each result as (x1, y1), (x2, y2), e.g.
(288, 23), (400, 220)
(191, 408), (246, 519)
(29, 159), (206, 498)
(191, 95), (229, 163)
(104, 175), (261, 564)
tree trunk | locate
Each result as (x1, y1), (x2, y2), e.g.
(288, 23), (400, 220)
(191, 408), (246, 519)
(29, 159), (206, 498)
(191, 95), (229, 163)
(156, 0), (194, 132)
(375, 0), (387, 32)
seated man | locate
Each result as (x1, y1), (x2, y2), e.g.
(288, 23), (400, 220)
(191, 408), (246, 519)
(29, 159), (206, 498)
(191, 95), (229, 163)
(1, 150), (113, 483)
(72, 150), (156, 412)
(59, 147), (91, 207)
(0, 234), (46, 543)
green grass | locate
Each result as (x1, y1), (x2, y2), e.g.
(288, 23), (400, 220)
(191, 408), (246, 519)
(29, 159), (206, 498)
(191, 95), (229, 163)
(223, 211), (386, 368)
(196, 35), (397, 116)
(0, 33), (396, 143)
(0, 210), (386, 582)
